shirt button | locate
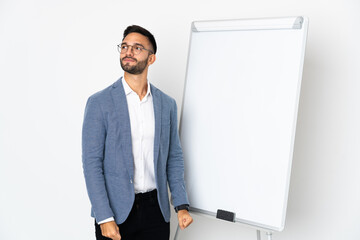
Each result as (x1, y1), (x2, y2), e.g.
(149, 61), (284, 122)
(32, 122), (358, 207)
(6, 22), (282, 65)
(130, 179), (133, 184)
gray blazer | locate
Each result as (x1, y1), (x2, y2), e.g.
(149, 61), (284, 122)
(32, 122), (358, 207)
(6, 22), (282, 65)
(82, 77), (189, 224)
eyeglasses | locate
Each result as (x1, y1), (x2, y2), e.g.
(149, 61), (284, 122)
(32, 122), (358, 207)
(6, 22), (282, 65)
(117, 44), (154, 55)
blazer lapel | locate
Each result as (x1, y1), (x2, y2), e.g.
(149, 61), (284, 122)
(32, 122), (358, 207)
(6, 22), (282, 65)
(151, 84), (162, 175)
(111, 77), (134, 179)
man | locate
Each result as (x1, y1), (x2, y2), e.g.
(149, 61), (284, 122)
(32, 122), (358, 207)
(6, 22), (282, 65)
(82, 25), (193, 240)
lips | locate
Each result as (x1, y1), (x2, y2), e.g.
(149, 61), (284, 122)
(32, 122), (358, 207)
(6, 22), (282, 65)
(122, 57), (136, 63)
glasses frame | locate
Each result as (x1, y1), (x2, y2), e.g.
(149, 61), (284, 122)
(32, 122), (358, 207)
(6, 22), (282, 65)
(117, 43), (154, 55)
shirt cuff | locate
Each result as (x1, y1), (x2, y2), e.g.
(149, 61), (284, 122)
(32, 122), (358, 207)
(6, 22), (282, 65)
(97, 217), (115, 225)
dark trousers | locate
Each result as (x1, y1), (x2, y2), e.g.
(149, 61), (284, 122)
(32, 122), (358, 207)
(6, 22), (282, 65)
(95, 190), (170, 240)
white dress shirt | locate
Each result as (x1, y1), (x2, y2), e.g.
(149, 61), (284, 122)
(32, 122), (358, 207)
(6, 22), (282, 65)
(122, 77), (156, 193)
(98, 77), (156, 224)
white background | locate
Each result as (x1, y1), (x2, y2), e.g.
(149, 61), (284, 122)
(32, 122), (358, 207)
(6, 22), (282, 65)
(0, 0), (359, 240)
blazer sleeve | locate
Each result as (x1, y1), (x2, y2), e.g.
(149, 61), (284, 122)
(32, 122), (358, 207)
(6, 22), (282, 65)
(166, 99), (190, 207)
(82, 96), (114, 222)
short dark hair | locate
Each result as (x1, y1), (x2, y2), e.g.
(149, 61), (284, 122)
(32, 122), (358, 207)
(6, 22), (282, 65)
(123, 25), (157, 54)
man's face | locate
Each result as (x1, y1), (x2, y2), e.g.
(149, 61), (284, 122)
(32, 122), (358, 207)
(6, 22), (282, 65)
(120, 32), (154, 75)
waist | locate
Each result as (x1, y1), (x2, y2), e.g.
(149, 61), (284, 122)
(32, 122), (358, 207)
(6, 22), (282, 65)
(135, 189), (157, 201)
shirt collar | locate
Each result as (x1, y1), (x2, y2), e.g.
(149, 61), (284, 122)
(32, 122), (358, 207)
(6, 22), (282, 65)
(122, 76), (152, 98)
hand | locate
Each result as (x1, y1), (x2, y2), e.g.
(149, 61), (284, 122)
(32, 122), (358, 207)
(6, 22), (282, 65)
(100, 221), (121, 240)
(177, 210), (193, 230)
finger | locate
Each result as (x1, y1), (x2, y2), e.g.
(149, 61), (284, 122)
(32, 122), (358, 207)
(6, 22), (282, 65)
(104, 229), (120, 240)
(183, 216), (193, 228)
(107, 231), (120, 240)
(115, 227), (121, 240)
(183, 219), (189, 228)
(183, 217), (190, 229)
(179, 218), (185, 230)
(113, 232), (121, 240)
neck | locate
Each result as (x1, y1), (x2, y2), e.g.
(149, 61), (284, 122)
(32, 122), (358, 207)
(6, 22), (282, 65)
(124, 70), (149, 100)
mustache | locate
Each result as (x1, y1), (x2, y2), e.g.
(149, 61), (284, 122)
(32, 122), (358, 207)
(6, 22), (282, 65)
(121, 57), (137, 62)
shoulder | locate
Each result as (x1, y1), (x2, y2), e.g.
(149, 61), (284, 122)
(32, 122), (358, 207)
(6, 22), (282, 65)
(150, 83), (177, 107)
(87, 78), (122, 103)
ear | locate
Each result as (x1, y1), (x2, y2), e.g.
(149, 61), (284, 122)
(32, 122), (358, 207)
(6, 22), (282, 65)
(147, 54), (156, 66)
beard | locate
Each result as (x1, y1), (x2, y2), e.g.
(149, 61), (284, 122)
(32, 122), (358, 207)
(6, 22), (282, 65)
(120, 56), (149, 75)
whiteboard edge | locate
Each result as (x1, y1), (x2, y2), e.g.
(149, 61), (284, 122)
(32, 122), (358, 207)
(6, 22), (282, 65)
(189, 207), (283, 232)
(279, 16), (309, 231)
(179, 23), (195, 136)
(191, 16), (305, 32)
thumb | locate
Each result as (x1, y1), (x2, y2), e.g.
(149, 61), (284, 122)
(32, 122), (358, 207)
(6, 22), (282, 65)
(114, 226), (121, 240)
(113, 232), (121, 240)
(183, 217), (189, 227)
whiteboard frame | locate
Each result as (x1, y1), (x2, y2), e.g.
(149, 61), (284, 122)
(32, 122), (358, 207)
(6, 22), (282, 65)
(179, 16), (309, 232)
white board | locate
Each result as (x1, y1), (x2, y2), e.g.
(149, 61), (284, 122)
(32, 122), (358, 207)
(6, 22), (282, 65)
(179, 17), (308, 231)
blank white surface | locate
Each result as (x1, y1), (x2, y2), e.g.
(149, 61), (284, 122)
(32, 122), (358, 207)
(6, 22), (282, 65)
(180, 18), (308, 231)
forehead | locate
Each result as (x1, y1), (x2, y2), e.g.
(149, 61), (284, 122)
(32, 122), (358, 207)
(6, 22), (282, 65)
(122, 32), (150, 47)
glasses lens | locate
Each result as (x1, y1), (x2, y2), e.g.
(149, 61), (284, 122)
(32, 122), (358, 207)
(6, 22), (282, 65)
(133, 46), (141, 55)
(118, 44), (143, 55)
(121, 44), (128, 54)
(117, 45), (122, 53)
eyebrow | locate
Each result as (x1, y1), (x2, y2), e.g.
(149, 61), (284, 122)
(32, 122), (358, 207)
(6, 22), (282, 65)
(121, 42), (145, 48)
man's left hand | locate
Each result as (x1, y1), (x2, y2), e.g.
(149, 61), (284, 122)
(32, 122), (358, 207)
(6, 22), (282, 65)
(177, 210), (193, 230)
